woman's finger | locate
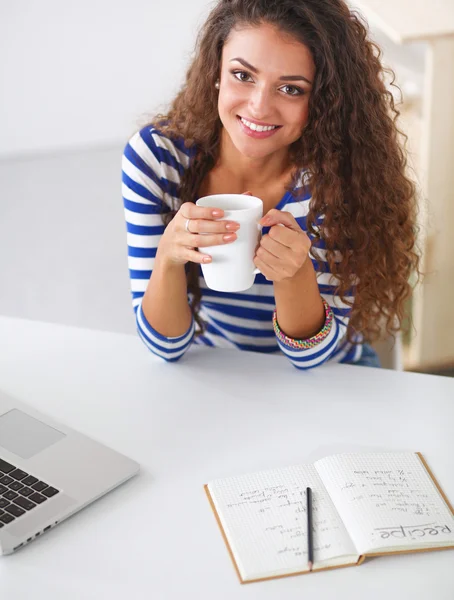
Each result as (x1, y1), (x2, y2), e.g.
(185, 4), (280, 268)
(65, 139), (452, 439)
(256, 245), (285, 270)
(259, 234), (292, 260)
(181, 248), (212, 264)
(185, 218), (240, 234)
(253, 255), (278, 281)
(267, 224), (299, 248)
(260, 209), (300, 231)
(181, 231), (237, 248)
(179, 203), (224, 220)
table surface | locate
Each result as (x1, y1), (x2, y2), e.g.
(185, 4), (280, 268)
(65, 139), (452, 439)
(352, 0), (454, 43)
(0, 315), (453, 600)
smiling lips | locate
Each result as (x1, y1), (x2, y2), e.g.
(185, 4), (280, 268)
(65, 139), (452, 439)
(237, 115), (282, 138)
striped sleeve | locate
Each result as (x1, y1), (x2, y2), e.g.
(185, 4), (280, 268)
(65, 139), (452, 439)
(276, 249), (356, 370)
(121, 126), (195, 361)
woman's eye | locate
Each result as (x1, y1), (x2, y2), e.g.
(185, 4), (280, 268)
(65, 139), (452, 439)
(232, 70), (253, 83)
(280, 85), (304, 96)
(231, 71), (305, 96)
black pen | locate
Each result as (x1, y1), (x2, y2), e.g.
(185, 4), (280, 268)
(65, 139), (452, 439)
(306, 487), (314, 571)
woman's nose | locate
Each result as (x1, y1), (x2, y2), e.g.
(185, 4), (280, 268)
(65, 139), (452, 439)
(248, 85), (273, 120)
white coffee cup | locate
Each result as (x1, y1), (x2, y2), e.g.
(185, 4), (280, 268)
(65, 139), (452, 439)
(196, 194), (263, 292)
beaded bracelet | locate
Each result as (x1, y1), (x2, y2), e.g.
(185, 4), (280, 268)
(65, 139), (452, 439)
(272, 298), (334, 350)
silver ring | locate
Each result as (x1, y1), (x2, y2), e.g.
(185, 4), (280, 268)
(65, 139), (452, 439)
(184, 218), (191, 233)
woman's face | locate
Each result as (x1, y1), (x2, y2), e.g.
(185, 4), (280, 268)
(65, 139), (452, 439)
(218, 23), (315, 160)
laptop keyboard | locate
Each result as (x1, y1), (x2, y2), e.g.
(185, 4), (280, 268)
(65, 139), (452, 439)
(0, 458), (60, 528)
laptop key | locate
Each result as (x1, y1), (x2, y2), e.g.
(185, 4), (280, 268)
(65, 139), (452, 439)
(31, 481), (48, 493)
(19, 486), (34, 497)
(10, 469), (28, 481)
(9, 481), (24, 492)
(0, 459), (15, 474)
(0, 513), (15, 524)
(0, 475), (14, 485)
(0, 484), (7, 494)
(5, 504), (26, 518)
(3, 491), (18, 501)
(29, 492), (47, 504)
(13, 496), (36, 511)
(22, 475), (38, 487)
(0, 498), (9, 509)
(0, 522), (3, 528)
(42, 486), (59, 498)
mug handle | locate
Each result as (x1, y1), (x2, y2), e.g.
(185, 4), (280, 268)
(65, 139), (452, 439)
(253, 222), (262, 275)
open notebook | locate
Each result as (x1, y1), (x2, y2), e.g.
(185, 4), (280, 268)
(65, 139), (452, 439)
(204, 452), (454, 583)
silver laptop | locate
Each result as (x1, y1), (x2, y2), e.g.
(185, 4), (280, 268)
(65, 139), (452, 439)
(0, 389), (140, 555)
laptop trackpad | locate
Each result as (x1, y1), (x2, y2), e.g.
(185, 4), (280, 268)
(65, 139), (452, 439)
(0, 409), (66, 459)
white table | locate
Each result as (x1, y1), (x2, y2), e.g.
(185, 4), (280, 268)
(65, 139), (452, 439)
(0, 315), (453, 600)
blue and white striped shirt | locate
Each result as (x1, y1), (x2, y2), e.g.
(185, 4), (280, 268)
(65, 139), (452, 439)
(122, 125), (363, 368)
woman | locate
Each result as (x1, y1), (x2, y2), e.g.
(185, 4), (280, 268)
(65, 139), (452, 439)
(121, 0), (419, 369)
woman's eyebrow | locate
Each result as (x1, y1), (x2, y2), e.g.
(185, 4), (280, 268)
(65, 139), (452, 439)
(229, 57), (312, 84)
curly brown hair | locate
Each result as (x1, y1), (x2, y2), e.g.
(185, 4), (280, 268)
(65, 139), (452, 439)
(150, 0), (420, 343)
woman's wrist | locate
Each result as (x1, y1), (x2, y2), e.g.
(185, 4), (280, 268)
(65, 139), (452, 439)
(273, 298), (334, 349)
(154, 246), (187, 274)
(273, 258), (326, 339)
(142, 247), (192, 338)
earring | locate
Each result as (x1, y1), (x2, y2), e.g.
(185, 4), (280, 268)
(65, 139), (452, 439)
(215, 80), (220, 89)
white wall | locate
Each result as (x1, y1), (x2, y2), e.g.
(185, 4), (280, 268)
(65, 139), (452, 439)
(0, 145), (137, 334)
(0, 0), (211, 158)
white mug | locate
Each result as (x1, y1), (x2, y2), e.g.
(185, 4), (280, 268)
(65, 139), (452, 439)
(196, 194), (263, 292)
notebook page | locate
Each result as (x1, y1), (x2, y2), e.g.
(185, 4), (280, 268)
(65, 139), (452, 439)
(207, 464), (358, 581)
(315, 453), (454, 555)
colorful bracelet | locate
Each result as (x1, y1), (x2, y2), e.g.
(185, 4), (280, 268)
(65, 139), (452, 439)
(272, 298), (334, 350)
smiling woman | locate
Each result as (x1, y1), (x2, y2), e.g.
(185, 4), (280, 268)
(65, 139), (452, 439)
(121, 0), (419, 371)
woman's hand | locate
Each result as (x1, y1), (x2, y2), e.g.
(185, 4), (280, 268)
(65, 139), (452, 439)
(254, 209), (312, 282)
(156, 202), (240, 267)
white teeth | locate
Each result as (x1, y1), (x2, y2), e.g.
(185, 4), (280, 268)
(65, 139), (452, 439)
(240, 117), (277, 132)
